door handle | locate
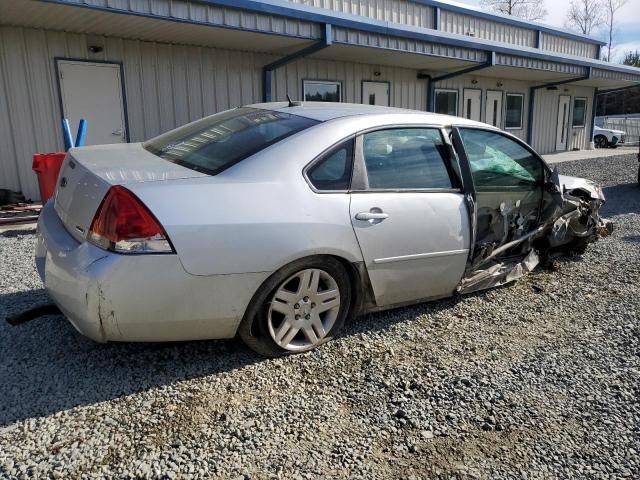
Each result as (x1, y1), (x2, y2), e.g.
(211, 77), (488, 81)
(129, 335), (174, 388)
(355, 211), (389, 221)
(111, 129), (123, 136)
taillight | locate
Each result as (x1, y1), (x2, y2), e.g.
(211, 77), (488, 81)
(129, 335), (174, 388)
(88, 186), (174, 254)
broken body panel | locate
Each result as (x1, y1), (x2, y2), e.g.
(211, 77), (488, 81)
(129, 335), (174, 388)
(451, 126), (610, 294)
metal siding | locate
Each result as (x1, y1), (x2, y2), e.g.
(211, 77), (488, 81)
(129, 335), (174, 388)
(48, 0), (322, 40)
(434, 75), (529, 142)
(542, 33), (599, 59)
(0, 25), (272, 200)
(283, 0), (434, 27)
(532, 85), (596, 154)
(332, 26), (486, 62)
(440, 10), (535, 48)
(496, 54), (587, 76)
(273, 56), (426, 109)
(593, 68), (640, 83)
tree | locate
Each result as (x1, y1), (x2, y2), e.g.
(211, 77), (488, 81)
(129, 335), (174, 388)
(480, 0), (548, 21)
(565, 0), (604, 35)
(603, 0), (628, 62)
(622, 50), (640, 67)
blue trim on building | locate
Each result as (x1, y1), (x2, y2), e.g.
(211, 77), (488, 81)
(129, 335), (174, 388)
(526, 69), (592, 145)
(40, 0), (640, 77)
(262, 24), (332, 102)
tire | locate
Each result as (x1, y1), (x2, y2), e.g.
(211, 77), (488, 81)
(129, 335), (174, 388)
(238, 256), (353, 357)
(594, 135), (608, 149)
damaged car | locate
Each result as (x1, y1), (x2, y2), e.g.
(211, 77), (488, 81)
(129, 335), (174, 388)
(32, 103), (611, 356)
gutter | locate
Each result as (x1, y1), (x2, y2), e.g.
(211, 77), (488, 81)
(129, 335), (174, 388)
(424, 52), (496, 112)
(262, 24), (332, 102)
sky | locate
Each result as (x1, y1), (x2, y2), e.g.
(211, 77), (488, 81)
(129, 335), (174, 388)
(449, 0), (640, 62)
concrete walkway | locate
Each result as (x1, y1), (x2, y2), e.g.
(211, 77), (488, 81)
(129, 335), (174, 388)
(543, 146), (637, 164)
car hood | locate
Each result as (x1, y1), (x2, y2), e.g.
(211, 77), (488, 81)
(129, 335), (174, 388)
(596, 127), (625, 135)
(557, 174), (605, 201)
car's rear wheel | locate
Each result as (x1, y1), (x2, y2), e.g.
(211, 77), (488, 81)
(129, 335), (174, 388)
(594, 135), (608, 149)
(238, 256), (352, 357)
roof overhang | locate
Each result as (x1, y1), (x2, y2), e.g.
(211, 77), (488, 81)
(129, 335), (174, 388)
(0, 0), (317, 56)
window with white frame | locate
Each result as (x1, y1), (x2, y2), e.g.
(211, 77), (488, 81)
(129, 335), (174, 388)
(435, 89), (458, 116)
(505, 93), (524, 130)
(303, 80), (341, 102)
(572, 97), (587, 127)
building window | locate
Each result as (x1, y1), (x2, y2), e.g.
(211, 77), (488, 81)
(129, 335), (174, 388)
(435, 89), (458, 116)
(303, 80), (341, 102)
(572, 97), (587, 127)
(505, 93), (524, 130)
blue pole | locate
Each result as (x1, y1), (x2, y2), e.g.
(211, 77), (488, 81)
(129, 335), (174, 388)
(62, 118), (74, 151)
(75, 119), (87, 147)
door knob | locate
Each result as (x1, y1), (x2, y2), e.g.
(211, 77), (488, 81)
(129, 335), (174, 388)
(355, 211), (389, 221)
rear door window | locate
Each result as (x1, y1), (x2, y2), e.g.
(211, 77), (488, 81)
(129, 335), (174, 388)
(144, 108), (319, 175)
(362, 128), (455, 190)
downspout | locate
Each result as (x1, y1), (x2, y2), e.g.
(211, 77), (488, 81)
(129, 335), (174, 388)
(589, 87), (599, 149)
(424, 51), (496, 112)
(526, 67), (592, 146)
(262, 23), (332, 102)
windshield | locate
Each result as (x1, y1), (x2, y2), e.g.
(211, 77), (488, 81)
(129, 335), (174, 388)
(143, 108), (319, 175)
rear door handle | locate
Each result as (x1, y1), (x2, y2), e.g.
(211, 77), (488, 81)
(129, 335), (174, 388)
(355, 211), (389, 221)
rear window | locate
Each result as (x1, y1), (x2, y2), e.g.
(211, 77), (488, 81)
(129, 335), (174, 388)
(143, 108), (319, 175)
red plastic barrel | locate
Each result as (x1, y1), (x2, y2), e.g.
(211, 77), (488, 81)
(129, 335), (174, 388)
(32, 153), (67, 204)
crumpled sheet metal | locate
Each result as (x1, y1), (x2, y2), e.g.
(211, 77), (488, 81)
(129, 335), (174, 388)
(458, 250), (539, 294)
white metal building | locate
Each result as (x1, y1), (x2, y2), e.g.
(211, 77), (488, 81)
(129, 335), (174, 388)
(1, 0), (639, 200)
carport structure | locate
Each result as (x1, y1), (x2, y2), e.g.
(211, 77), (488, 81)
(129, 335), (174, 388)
(1, 0), (640, 200)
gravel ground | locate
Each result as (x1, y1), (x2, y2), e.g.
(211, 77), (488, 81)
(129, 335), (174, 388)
(1, 154), (639, 479)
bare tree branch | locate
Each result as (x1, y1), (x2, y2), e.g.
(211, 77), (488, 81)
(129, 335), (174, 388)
(564, 0), (604, 35)
(603, 0), (628, 61)
(480, 0), (548, 21)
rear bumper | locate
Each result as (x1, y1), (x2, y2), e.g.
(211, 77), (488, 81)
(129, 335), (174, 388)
(35, 201), (270, 342)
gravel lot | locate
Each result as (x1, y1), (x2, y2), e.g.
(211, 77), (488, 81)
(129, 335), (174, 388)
(1, 153), (639, 479)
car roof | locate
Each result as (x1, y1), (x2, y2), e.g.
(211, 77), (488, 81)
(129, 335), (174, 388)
(248, 101), (490, 128)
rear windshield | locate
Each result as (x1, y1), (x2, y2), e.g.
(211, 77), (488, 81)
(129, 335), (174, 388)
(143, 108), (319, 175)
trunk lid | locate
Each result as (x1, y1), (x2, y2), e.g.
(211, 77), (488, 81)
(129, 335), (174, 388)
(54, 143), (206, 242)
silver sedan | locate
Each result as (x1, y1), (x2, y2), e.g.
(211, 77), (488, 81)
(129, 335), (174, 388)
(36, 102), (609, 356)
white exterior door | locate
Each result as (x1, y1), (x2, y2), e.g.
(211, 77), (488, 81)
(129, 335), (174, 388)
(57, 60), (127, 146)
(555, 95), (571, 151)
(485, 90), (503, 128)
(362, 81), (390, 106)
(463, 89), (482, 121)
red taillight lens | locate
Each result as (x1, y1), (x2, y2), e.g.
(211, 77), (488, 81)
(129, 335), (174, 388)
(88, 186), (174, 254)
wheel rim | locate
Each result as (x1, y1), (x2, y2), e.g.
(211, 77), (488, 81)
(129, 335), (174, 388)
(267, 268), (341, 351)
(595, 136), (606, 148)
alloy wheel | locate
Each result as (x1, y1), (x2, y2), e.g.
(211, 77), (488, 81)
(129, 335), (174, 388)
(267, 268), (341, 351)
